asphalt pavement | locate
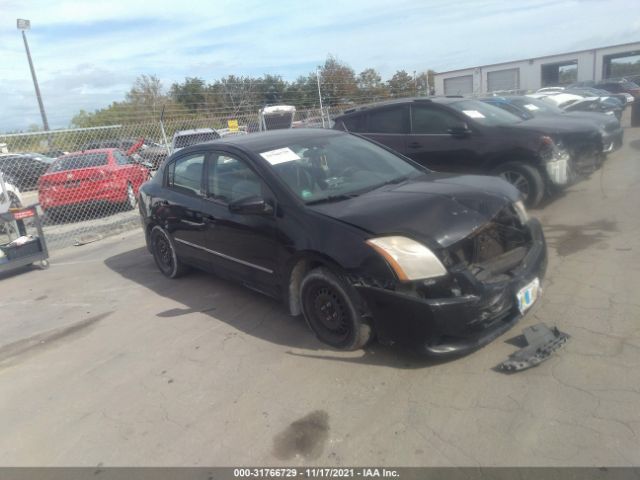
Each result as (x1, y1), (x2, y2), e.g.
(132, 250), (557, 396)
(0, 126), (639, 466)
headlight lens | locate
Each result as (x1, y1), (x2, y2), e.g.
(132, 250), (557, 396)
(366, 236), (447, 281)
(513, 200), (529, 224)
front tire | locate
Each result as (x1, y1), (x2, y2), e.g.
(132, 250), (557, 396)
(300, 267), (373, 350)
(494, 162), (545, 208)
(150, 225), (188, 278)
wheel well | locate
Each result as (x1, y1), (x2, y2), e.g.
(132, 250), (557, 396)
(287, 256), (336, 316)
(145, 222), (156, 251)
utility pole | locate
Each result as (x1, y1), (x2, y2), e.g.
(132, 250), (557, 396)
(17, 19), (50, 131)
(413, 70), (417, 96)
(316, 68), (325, 128)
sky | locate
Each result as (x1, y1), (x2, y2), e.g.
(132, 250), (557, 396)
(1, 0), (639, 132)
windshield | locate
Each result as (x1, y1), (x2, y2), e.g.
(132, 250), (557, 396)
(512, 97), (564, 115)
(449, 99), (523, 126)
(256, 133), (421, 204)
(50, 153), (109, 172)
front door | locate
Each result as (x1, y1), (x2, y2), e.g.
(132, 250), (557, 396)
(201, 151), (278, 294)
(407, 104), (482, 173)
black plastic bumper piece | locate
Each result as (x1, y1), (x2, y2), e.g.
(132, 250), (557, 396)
(497, 323), (569, 372)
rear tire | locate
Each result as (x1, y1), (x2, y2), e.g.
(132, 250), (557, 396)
(494, 162), (545, 208)
(150, 225), (188, 278)
(300, 267), (373, 350)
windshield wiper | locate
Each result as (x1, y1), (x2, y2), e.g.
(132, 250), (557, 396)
(305, 193), (359, 205)
(361, 175), (411, 193)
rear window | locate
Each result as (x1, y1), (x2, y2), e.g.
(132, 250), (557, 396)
(174, 132), (220, 149)
(338, 115), (366, 132)
(50, 153), (109, 172)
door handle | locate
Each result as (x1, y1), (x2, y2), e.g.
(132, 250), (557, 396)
(407, 142), (422, 149)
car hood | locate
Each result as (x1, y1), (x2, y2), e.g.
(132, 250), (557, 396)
(506, 116), (597, 135)
(528, 111), (620, 131)
(308, 173), (520, 248)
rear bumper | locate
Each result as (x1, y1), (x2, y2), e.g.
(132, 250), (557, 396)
(39, 184), (126, 209)
(356, 219), (547, 357)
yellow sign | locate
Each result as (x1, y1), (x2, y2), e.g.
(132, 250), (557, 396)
(227, 119), (239, 132)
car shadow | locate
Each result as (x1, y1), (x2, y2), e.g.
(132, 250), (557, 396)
(104, 247), (456, 369)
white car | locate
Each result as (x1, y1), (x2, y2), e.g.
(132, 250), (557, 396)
(258, 105), (296, 131)
(527, 92), (586, 109)
(171, 128), (220, 153)
(0, 172), (23, 214)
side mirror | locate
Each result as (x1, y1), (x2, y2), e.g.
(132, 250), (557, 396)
(447, 123), (471, 138)
(228, 196), (274, 215)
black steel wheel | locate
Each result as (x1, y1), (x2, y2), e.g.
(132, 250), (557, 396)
(495, 162), (545, 207)
(300, 267), (372, 350)
(150, 225), (188, 278)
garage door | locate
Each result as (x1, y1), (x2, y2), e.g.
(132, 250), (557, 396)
(487, 68), (520, 92)
(444, 75), (473, 95)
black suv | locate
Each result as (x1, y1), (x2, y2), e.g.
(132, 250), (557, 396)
(333, 97), (603, 207)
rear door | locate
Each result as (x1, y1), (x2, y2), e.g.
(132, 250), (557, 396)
(159, 151), (210, 265)
(408, 104), (482, 172)
(361, 105), (409, 154)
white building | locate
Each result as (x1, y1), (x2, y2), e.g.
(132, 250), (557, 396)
(434, 41), (640, 96)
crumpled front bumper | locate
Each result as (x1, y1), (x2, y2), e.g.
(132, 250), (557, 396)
(355, 219), (547, 357)
(602, 128), (624, 153)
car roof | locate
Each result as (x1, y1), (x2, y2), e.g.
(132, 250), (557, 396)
(177, 128), (347, 155)
(335, 96), (467, 117)
(63, 148), (117, 156)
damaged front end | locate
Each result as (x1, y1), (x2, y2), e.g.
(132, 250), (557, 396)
(355, 203), (547, 356)
(540, 133), (604, 185)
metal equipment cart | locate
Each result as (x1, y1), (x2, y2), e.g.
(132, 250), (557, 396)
(0, 204), (50, 273)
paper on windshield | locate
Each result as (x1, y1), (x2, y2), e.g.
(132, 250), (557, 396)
(523, 104), (540, 111)
(260, 147), (301, 165)
(462, 110), (486, 119)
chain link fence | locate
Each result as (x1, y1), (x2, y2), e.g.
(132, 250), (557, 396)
(0, 107), (339, 253)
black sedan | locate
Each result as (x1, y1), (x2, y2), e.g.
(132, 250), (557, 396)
(139, 129), (547, 356)
(481, 96), (624, 154)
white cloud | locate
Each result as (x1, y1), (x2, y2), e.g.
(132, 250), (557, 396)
(0, 0), (638, 131)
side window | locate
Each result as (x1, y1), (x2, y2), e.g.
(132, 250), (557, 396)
(167, 153), (205, 195)
(411, 106), (461, 134)
(113, 150), (132, 165)
(339, 115), (366, 132)
(367, 106), (409, 134)
(206, 153), (265, 203)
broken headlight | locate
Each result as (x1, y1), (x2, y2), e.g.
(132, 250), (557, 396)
(366, 236), (447, 281)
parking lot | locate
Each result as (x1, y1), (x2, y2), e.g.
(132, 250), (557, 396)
(0, 123), (639, 466)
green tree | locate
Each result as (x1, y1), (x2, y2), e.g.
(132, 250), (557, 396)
(318, 55), (358, 105)
(387, 70), (414, 97)
(415, 70), (437, 96)
(357, 68), (389, 101)
(125, 74), (165, 114)
(169, 77), (206, 112)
